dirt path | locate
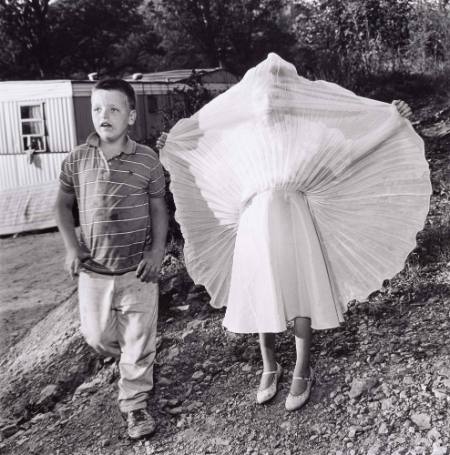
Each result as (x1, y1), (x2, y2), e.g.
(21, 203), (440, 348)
(0, 230), (76, 358)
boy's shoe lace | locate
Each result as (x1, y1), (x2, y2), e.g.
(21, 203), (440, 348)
(126, 408), (156, 439)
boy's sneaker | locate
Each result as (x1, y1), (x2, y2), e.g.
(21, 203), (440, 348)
(126, 408), (156, 439)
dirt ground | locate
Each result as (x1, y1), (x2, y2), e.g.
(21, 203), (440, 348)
(0, 230), (76, 359)
(0, 95), (450, 455)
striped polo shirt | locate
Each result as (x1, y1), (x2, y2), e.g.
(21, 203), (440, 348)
(59, 133), (166, 274)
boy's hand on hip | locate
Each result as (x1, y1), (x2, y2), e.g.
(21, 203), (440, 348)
(136, 248), (165, 283)
(65, 247), (90, 280)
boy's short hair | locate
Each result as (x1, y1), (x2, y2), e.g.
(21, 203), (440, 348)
(92, 79), (136, 110)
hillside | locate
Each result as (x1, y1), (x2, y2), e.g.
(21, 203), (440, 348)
(0, 91), (449, 455)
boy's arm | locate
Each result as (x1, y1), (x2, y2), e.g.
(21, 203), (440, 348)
(136, 196), (169, 283)
(55, 188), (89, 279)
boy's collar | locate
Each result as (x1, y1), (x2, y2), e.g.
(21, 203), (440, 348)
(86, 132), (136, 156)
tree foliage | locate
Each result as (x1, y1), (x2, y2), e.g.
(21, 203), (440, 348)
(0, 0), (449, 81)
(146, 0), (294, 74)
(48, 0), (163, 78)
(290, 0), (413, 83)
(0, 0), (51, 78)
(0, 0), (163, 79)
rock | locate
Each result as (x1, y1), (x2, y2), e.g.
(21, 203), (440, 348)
(241, 364), (252, 373)
(348, 378), (378, 399)
(411, 413), (431, 430)
(167, 406), (182, 415)
(157, 377), (172, 386)
(242, 346), (259, 361)
(0, 423), (19, 439)
(427, 428), (441, 442)
(211, 437), (230, 446)
(437, 366), (450, 378)
(74, 379), (99, 396)
(167, 398), (181, 407)
(378, 422), (389, 435)
(381, 398), (394, 411)
(185, 401), (202, 412)
(192, 370), (205, 381)
(280, 421), (292, 431)
(186, 319), (204, 331)
(30, 412), (53, 424)
(367, 443), (382, 455)
(166, 346), (180, 361)
(432, 444), (448, 455)
(35, 384), (60, 408)
(392, 448), (407, 455)
(432, 389), (448, 400)
(170, 305), (190, 312)
(181, 329), (195, 342)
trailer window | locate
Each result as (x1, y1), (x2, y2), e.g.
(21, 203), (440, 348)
(20, 103), (46, 152)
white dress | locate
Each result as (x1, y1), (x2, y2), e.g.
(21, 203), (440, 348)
(160, 53), (431, 333)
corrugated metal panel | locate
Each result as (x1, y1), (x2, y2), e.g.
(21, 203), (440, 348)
(0, 81), (72, 101)
(0, 95), (76, 155)
(0, 153), (66, 190)
(0, 101), (22, 155)
(0, 181), (59, 235)
(45, 97), (77, 153)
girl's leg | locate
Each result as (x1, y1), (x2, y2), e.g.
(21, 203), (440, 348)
(258, 332), (278, 390)
(290, 317), (312, 395)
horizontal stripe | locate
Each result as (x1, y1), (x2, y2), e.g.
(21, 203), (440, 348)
(92, 240), (146, 250)
(81, 192), (147, 200)
(95, 251), (143, 261)
(85, 228), (147, 238)
(71, 167), (150, 182)
(79, 202), (149, 213)
(80, 215), (148, 226)
(134, 152), (158, 160)
(120, 159), (155, 172)
(72, 180), (143, 190)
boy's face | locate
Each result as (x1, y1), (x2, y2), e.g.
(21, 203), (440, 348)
(91, 89), (136, 144)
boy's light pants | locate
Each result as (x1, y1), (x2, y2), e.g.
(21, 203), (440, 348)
(78, 270), (158, 413)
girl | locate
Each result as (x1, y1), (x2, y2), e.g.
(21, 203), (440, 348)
(156, 54), (430, 411)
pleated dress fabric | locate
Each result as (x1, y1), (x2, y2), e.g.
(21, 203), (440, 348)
(160, 53), (432, 333)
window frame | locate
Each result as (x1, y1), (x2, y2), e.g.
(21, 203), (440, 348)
(19, 102), (47, 153)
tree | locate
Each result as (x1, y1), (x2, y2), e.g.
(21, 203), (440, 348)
(0, 0), (51, 79)
(153, 0), (294, 75)
(49, 0), (163, 78)
(0, 0), (164, 80)
(289, 0), (414, 84)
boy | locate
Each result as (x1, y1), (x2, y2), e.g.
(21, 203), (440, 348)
(55, 79), (168, 439)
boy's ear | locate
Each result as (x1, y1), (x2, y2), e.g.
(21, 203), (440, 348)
(128, 109), (137, 126)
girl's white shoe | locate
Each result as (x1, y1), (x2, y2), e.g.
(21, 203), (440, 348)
(285, 367), (314, 411)
(256, 362), (283, 404)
